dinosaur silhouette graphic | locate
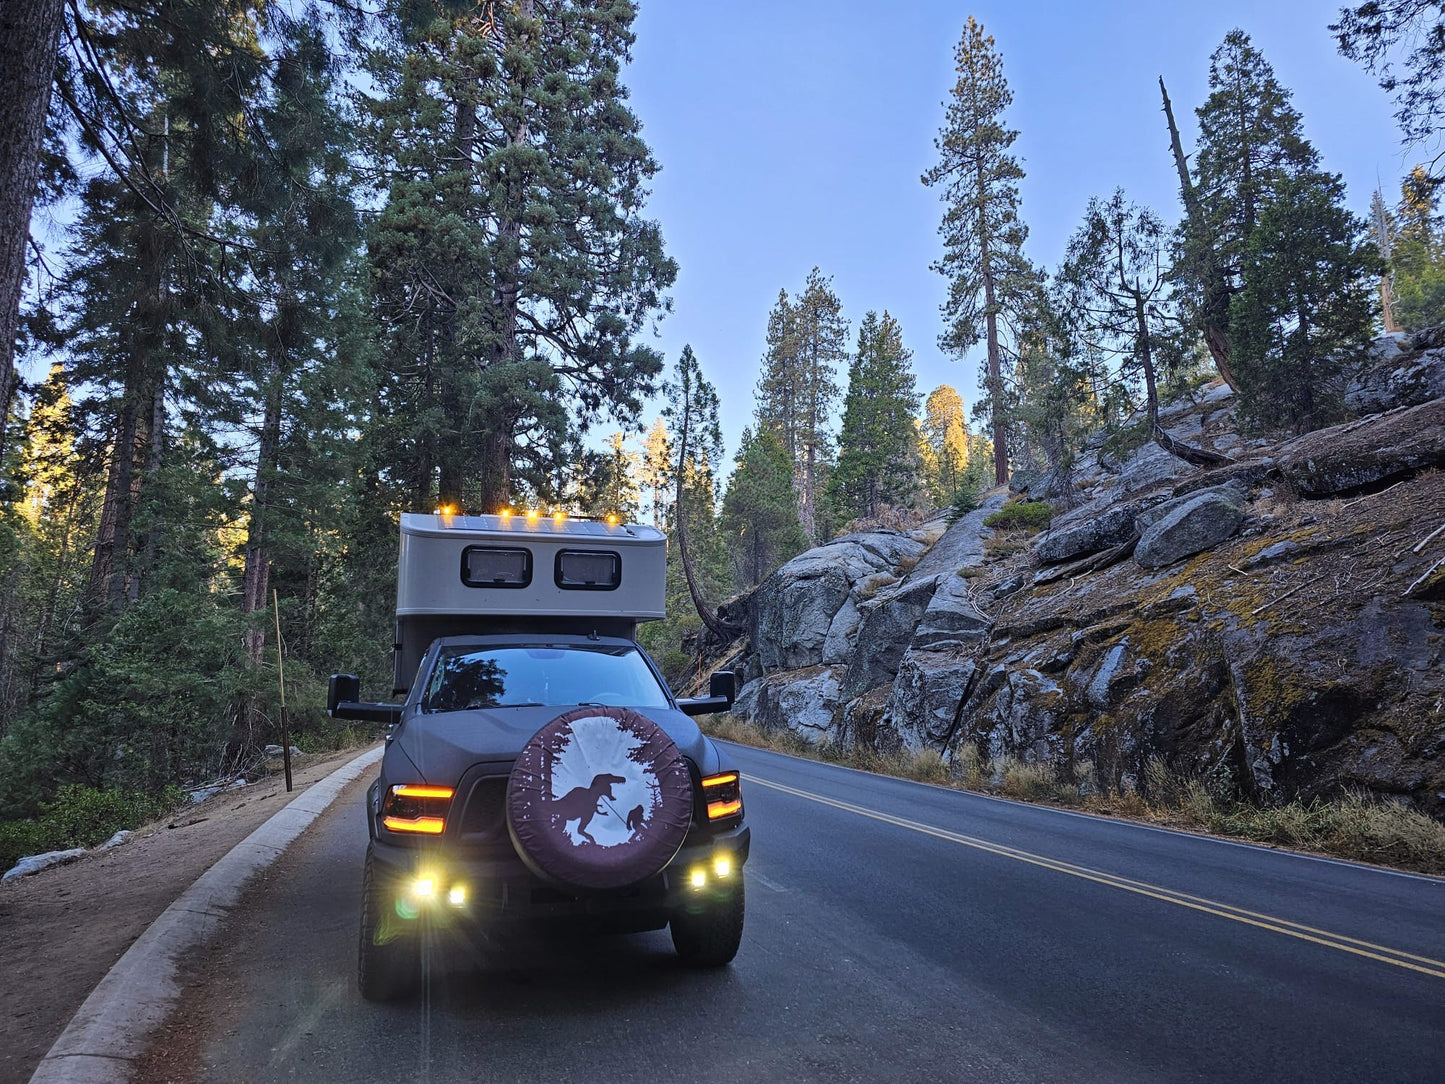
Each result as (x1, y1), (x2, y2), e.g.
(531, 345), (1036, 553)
(550, 772), (628, 845)
(625, 804), (646, 836)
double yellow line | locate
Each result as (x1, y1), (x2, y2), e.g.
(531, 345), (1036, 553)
(748, 775), (1445, 981)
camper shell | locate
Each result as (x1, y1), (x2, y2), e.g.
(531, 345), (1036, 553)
(392, 512), (668, 694)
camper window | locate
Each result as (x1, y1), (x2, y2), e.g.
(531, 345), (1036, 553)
(555, 549), (621, 590)
(461, 546), (532, 588)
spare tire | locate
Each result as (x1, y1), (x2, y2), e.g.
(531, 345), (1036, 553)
(507, 707), (693, 891)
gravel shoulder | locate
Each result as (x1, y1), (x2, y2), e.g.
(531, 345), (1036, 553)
(0, 746), (379, 1084)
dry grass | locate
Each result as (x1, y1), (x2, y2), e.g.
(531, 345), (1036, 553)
(702, 719), (1445, 875)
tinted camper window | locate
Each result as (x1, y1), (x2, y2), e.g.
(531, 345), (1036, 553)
(461, 546), (532, 588)
(555, 550), (621, 590)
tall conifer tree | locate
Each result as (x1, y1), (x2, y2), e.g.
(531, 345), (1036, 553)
(829, 311), (921, 522)
(366, 0), (675, 512)
(923, 16), (1034, 486)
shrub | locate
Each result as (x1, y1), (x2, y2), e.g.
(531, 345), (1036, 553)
(945, 490), (980, 526)
(0, 783), (185, 873)
(983, 500), (1054, 532)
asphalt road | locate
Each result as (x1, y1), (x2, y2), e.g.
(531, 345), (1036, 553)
(164, 742), (1445, 1083)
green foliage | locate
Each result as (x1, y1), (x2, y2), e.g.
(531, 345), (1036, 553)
(0, 589), (245, 815)
(829, 310), (922, 522)
(1386, 166), (1445, 329)
(922, 15), (1036, 483)
(721, 427), (809, 591)
(0, 783), (185, 873)
(364, 0), (675, 510)
(983, 500), (1054, 531)
(1185, 29), (1379, 432)
(755, 270), (847, 540)
(944, 489), (979, 526)
(1230, 170), (1380, 432)
(1334, 2), (1445, 164)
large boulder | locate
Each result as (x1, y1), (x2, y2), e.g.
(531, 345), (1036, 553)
(911, 572), (993, 650)
(732, 666), (843, 740)
(1345, 340), (1445, 415)
(1036, 502), (1138, 564)
(752, 531), (925, 671)
(885, 650), (977, 751)
(1279, 397), (1445, 496)
(1135, 486), (1247, 568)
(842, 576), (941, 696)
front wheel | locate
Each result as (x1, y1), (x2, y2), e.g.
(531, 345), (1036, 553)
(358, 847), (420, 1001)
(670, 879), (745, 967)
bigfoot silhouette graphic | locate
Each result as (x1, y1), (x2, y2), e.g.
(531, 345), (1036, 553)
(550, 772), (628, 845)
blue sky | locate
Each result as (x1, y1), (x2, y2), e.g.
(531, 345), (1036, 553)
(621, 0), (1409, 460)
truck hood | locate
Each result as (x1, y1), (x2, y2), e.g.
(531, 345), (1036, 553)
(388, 704), (714, 785)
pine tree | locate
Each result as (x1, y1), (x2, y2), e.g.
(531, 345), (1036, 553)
(1391, 165), (1445, 328)
(829, 310), (922, 522)
(755, 269), (846, 540)
(578, 432), (641, 522)
(1169, 30), (1321, 390)
(1230, 171), (1380, 432)
(918, 386), (972, 507)
(1059, 190), (1229, 465)
(663, 346), (731, 639)
(923, 16), (1034, 486)
(366, 0), (676, 512)
(638, 417), (673, 528)
(721, 427), (808, 591)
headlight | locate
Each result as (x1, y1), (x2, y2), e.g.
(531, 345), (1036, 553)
(700, 771), (742, 821)
(381, 783), (454, 835)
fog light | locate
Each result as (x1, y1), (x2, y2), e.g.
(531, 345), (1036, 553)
(690, 868), (707, 890)
(713, 855), (732, 879)
(448, 884), (466, 907)
(411, 877), (435, 899)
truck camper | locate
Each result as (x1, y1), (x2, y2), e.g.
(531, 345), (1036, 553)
(329, 512), (748, 1001)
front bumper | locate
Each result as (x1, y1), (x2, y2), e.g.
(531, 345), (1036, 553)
(367, 824), (751, 931)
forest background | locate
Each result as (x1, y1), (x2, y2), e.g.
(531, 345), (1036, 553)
(1, 0), (1444, 861)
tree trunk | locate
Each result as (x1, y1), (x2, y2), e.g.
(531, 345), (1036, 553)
(0, 0), (65, 467)
(1133, 292), (1232, 468)
(1160, 77), (1240, 392)
(241, 365), (282, 664)
(673, 404), (732, 641)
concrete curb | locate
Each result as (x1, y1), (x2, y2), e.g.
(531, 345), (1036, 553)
(29, 744), (385, 1084)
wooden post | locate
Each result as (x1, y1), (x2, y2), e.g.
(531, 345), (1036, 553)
(273, 589), (292, 792)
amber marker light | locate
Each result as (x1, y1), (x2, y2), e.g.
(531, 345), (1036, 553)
(526, 508), (540, 524)
(606, 512), (619, 526)
(553, 510), (566, 525)
(393, 785), (454, 799)
(500, 507), (513, 519)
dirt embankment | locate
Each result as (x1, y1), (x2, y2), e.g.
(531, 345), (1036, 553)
(0, 746), (378, 1084)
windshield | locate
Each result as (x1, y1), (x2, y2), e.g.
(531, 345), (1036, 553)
(420, 644), (671, 713)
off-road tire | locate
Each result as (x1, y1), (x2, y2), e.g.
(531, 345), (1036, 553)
(358, 848), (420, 1001)
(670, 879), (745, 967)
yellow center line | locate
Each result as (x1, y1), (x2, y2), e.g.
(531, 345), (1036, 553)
(748, 775), (1445, 981)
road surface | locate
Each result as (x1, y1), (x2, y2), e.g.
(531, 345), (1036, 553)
(153, 742), (1445, 1083)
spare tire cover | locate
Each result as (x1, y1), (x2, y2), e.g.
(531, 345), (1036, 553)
(507, 707), (693, 891)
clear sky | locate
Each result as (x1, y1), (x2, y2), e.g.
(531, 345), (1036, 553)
(621, 0), (1409, 461)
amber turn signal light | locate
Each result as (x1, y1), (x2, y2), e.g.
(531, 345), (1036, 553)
(381, 784), (454, 835)
(701, 771), (743, 821)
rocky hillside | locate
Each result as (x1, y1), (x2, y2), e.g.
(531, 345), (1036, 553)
(708, 333), (1445, 817)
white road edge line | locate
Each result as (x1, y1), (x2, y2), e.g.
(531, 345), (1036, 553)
(719, 740), (1445, 886)
(28, 744), (384, 1084)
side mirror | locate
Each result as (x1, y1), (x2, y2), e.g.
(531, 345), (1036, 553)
(709, 670), (738, 707)
(328, 674), (360, 716)
(328, 673), (404, 726)
(677, 670), (739, 717)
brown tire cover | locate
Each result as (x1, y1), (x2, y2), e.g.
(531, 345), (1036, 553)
(507, 707), (693, 891)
